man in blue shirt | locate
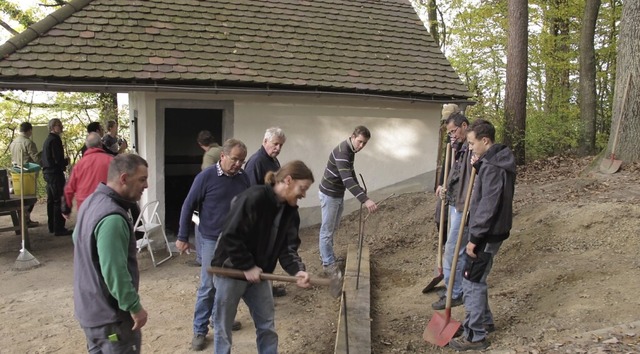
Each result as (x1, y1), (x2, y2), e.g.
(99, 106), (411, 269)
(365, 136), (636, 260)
(175, 138), (250, 352)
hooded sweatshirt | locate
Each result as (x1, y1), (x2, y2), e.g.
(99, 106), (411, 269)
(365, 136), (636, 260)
(468, 144), (516, 245)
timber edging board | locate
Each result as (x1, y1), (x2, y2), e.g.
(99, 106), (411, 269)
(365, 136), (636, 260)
(334, 244), (371, 354)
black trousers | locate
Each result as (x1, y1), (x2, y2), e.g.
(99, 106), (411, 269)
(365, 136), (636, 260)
(44, 173), (66, 233)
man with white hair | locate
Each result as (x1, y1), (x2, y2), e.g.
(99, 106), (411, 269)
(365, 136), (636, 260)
(244, 127), (290, 297)
(244, 127), (286, 185)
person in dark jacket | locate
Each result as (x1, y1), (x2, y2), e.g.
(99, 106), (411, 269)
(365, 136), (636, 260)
(73, 154), (149, 354)
(79, 121), (117, 157)
(244, 126), (290, 297)
(433, 112), (472, 310)
(211, 160), (314, 354)
(175, 138), (249, 351)
(41, 118), (71, 236)
(449, 119), (516, 351)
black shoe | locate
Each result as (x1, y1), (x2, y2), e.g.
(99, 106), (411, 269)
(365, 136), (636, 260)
(27, 220), (39, 228)
(484, 323), (496, 333)
(232, 320), (242, 331)
(54, 228), (73, 236)
(431, 294), (463, 310)
(272, 285), (287, 297)
(448, 337), (489, 351)
(453, 324), (495, 339)
(186, 260), (202, 267)
(191, 333), (206, 351)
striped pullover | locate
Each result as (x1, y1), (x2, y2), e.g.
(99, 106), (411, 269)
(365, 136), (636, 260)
(319, 138), (369, 203)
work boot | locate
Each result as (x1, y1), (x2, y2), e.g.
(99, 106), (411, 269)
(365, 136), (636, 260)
(272, 285), (287, 297)
(232, 320), (242, 331)
(191, 334), (206, 351)
(323, 263), (342, 278)
(454, 324), (495, 338)
(431, 294), (463, 310)
(448, 337), (489, 351)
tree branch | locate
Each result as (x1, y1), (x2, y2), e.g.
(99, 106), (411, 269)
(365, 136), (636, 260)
(0, 19), (19, 36)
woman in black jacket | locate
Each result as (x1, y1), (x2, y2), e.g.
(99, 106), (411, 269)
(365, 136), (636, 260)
(211, 160), (314, 354)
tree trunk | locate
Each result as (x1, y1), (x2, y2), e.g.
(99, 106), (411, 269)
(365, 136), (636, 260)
(427, 0), (439, 47)
(98, 93), (118, 123)
(504, 0), (528, 165)
(578, 0), (601, 156)
(607, 0), (640, 163)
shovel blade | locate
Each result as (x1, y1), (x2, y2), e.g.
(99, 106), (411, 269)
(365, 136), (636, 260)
(423, 311), (461, 347)
(421, 274), (444, 294)
(600, 158), (622, 174)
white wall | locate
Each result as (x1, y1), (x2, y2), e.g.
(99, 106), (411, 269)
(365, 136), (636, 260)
(128, 91), (442, 226)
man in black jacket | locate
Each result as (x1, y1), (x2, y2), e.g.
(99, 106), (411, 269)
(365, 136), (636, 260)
(41, 118), (71, 236)
(244, 126), (290, 297)
(449, 119), (516, 351)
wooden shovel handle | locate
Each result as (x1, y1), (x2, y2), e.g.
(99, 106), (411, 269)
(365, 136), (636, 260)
(445, 168), (477, 310)
(437, 143), (452, 268)
(209, 266), (331, 287)
(610, 72), (632, 158)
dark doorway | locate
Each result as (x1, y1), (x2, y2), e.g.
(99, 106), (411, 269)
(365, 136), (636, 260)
(164, 108), (223, 235)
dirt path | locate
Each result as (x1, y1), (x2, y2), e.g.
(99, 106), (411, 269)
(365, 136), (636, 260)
(0, 156), (639, 353)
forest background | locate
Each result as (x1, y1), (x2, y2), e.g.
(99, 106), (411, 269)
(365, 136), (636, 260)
(0, 0), (636, 187)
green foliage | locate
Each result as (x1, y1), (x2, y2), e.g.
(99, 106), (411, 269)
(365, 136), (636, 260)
(0, 91), (129, 197)
(439, 0), (620, 162)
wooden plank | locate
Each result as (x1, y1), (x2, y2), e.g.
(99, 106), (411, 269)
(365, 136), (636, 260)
(334, 244), (371, 354)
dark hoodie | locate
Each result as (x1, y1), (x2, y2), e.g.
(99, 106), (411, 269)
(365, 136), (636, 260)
(468, 144), (516, 245)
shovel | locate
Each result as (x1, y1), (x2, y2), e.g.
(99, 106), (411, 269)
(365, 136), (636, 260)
(424, 168), (476, 347)
(422, 142), (451, 294)
(600, 72), (631, 174)
(209, 266), (343, 298)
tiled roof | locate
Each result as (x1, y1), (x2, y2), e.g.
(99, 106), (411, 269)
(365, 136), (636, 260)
(0, 0), (470, 101)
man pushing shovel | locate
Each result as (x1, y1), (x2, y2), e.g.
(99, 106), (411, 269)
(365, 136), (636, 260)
(449, 119), (515, 351)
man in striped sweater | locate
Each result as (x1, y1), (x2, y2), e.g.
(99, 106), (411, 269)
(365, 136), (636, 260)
(318, 126), (377, 276)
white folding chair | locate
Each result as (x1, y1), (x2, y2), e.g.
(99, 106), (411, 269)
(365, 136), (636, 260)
(134, 200), (172, 267)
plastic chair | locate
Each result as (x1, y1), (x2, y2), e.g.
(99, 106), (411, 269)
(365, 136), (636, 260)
(134, 200), (172, 266)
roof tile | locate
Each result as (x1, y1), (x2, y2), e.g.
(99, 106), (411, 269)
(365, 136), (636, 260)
(0, 0), (469, 99)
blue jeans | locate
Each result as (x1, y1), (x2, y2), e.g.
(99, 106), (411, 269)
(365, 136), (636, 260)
(195, 225), (203, 265)
(443, 205), (469, 298)
(213, 276), (277, 354)
(462, 242), (501, 342)
(318, 192), (344, 266)
(193, 238), (217, 335)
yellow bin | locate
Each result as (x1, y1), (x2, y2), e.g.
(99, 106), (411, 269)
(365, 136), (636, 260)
(11, 172), (37, 196)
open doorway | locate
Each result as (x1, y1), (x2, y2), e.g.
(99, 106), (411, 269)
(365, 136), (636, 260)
(164, 108), (223, 235)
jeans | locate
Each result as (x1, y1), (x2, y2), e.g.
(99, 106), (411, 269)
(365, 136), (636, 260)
(193, 238), (218, 335)
(44, 173), (66, 233)
(194, 225), (203, 265)
(212, 276), (277, 354)
(318, 192), (344, 266)
(82, 317), (141, 354)
(462, 242), (502, 342)
(443, 205), (469, 298)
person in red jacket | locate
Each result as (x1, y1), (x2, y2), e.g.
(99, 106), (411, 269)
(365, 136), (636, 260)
(63, 132), (114, 217)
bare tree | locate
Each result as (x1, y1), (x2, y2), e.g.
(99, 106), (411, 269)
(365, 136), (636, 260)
(504, 0), (528, 164)
(578, 0), (601, 156)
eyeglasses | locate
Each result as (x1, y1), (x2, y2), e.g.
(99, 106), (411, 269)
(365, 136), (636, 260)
(448, 126), (460, 136)
(226, 156), (245, 165)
